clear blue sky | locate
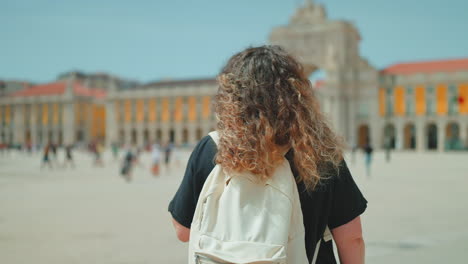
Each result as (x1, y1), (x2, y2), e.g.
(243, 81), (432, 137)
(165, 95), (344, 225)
(1, 0), (468, 83)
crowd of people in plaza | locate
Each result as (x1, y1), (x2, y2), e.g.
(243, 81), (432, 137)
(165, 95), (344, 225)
(0, 139), (177, 182)
(0, 137), (179, 183)
(119, 141), (174, 182)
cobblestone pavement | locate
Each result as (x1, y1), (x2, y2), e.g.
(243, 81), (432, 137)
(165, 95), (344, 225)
(0, 149), (467, 263)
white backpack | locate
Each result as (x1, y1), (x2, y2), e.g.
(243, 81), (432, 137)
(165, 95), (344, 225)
(189, 131), (331, 264)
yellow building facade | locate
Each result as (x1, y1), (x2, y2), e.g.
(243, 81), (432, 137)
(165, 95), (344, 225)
(376, 59), (468, 151)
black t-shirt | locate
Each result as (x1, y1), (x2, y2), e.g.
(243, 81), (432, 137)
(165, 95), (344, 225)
(168, 136), (367, 264)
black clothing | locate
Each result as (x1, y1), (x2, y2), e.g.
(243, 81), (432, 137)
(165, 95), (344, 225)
(364, 144), (373, 155)
(169, 136), (367, 264)
(65, 146), (73, 160)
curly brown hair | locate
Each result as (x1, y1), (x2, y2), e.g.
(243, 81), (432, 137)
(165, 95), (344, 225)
(214, 45), (344, 190)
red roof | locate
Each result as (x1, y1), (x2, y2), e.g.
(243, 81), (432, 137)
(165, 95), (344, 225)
(11, 81), (107, 99)
(382, 58), (468, 75)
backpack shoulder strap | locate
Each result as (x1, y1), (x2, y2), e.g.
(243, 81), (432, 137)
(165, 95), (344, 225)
(208, 131), (219, 146)
(311, 226), (333, 264)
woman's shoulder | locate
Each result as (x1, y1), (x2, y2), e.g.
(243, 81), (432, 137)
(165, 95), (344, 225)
(194, 135), (218, 157)
(187, 135), (218, 182)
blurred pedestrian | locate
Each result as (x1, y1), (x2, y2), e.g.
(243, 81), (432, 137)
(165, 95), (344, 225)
(41, 143), (53, 169)
(63, 144), (75, 168)
(26, 140), (33, 155)
(91, 140), (104, 167)
(164, 142), (173, 168)
(363, 141), (373, 178)
(351, 143), (358, 164)
(130, 146), (143, 168)
(151, 143), (161, 176)
(50, 143), (57, 165)
(111, 141), (119, 161)
(384, 137), (392, 163)
(121, 148), (134, 182)
(0, 142), (6, 155)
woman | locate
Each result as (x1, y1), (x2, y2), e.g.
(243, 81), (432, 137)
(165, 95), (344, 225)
(169, 46), (367, 263)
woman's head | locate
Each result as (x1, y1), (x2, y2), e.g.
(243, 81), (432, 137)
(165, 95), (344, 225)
(214, 45), (343, 190)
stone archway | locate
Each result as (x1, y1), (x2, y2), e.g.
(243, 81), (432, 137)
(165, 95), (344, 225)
(403, 123), (416, 150)
(196, 128), (203, 141)
(383, 123), (396, 149)
(169, 129), (175, 144)
(58, 130), (63, 146)
(182, 128), (189, 145)
(357, 124), (370, 148)
(156, 129), (162, 143)
(76, 130), (84, 142)
(131, 129), (137, 145)
(143, 129), (149, 144)
(118, 130), (124, 145)
(48, 131), (53, 143)
(426, 123), (438, 150)
(445, 122), (461, 150)
(25, 130), (31, 144)
(269, 1), (371, 145)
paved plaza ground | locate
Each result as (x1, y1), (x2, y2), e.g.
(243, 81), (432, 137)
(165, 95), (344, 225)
(0, 148), (467, 263)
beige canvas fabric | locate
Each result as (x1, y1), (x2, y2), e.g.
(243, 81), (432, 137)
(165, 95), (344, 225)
(188, 131), (315, 264)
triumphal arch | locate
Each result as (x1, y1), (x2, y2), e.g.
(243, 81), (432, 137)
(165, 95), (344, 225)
(269, 0), (380, 148)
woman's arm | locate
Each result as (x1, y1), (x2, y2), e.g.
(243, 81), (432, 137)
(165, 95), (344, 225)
(331, 216), (365, 264)
(171, 218), (190, 242)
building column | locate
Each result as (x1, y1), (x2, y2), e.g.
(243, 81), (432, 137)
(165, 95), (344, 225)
(161, 125), (170, 144)
(347, 91), (358, 149)
(62, 103), (75, 145)
(86, 103), (94, 142)
(148, 125), (156, 144)
(6, 130), (13, 145)
(188, 123), (197, 145)
(53, 126), (60, 144)
(30, 105), (37, 147)
(395, 120), (404, 150)
(42, 126), (49, 145)
(105, 78), (118, 146)
(174, 125), (183, 146)
(202, 122), (212, 137)
(136, 124), (144, 147)
(105, 100), (117, 147)
(416, 120), (425, 152)
(460, 121), (468, 149)
(62, 75), (76, 145)
(437, 121), (446, 152)
(124, 125), (132, 145)
(333, 95), (347, 141)
(13, 104), (25, 145)
(369, 122), (380, 150)
(344, 97), (351, 144)
(366, 84), (381, 150)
